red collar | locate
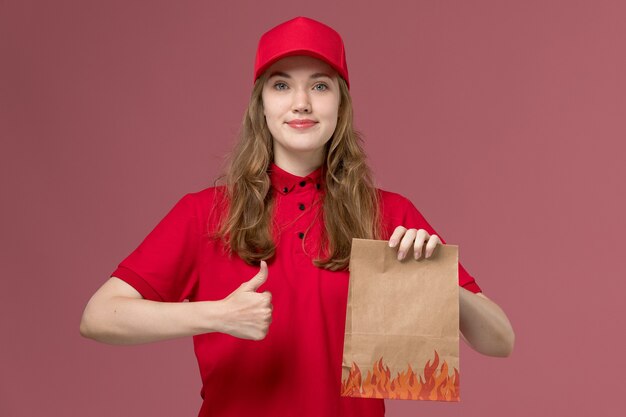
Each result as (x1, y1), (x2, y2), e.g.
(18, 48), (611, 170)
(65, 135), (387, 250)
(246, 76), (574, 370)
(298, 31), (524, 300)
(268, 162), (325, 195)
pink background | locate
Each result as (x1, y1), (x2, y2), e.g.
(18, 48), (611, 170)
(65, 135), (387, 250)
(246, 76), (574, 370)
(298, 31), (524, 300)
(1, 0), (624, 416)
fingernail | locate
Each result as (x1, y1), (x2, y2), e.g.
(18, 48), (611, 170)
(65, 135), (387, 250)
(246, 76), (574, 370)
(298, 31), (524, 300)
(415, 251), (421, 259)
(389, 240), (396, 247)
(397, 251), (405, 260)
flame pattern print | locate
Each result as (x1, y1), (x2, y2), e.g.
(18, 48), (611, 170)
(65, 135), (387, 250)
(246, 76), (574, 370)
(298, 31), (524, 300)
(341, 350), (460, 401)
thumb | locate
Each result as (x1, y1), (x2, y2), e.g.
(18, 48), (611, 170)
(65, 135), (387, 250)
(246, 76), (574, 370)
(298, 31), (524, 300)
(240, 260), (268, 292)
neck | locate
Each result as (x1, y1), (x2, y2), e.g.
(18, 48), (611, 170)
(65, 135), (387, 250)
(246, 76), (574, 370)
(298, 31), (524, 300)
(272, 149), (324, 177)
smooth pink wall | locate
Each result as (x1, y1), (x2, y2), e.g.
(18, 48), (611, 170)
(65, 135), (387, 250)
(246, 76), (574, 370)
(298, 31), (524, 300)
(2, 1), (624, 416)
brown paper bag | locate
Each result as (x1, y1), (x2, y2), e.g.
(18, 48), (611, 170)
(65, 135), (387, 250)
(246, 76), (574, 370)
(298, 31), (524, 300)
(340, 238), (460, 402)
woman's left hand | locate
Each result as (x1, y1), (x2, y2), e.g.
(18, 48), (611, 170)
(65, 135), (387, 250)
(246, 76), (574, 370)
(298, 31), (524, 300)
(388, 226), (442, 261)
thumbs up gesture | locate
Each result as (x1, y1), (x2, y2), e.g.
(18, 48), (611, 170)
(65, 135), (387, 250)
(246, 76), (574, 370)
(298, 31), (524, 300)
(220, 260), (273, 341)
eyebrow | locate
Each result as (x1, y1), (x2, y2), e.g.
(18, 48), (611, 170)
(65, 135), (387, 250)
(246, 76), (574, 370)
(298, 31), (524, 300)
(267, 71), (333, 80)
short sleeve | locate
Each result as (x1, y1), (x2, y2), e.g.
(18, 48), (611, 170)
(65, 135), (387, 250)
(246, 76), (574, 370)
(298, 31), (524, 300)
(110, 193), (201, 302)
(400, 196), (482, 294)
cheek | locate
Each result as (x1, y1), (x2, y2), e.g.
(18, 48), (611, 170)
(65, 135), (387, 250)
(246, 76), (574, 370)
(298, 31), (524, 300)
(325, 100), (340, 124)
(263, 99), (287, 121)
(261, 91), (274, 118)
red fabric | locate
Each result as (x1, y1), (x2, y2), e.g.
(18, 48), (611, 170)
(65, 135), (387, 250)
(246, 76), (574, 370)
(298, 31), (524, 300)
(111, 162), (481, 417)
(253, 16), (350, 89)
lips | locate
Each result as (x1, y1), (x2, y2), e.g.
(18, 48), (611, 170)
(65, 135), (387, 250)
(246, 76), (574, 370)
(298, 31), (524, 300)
(286, 119), (317, 128)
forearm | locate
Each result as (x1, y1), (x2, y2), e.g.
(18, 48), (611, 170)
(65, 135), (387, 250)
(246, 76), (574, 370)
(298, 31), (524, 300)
(459, 287), (515, 357)
(80, 297), (226, 346)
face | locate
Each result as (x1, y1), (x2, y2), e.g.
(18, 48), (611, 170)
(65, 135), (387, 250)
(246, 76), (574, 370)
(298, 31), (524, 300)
(261, 55), (341, 166)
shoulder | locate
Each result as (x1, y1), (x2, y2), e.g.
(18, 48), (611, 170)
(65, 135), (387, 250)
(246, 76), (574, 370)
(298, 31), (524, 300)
(376, 187), (415, 213)
(185, 185), (227, 207)
(172, 186), (227, 223)
(375, 187), (421, 238)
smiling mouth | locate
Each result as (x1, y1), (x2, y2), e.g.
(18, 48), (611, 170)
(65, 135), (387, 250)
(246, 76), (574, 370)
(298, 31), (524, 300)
(286, 121), (318, 129)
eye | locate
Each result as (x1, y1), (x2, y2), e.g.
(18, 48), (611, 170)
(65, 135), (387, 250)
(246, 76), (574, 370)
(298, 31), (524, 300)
(314, 83), (329, 91)
(273, 82), (288, 90)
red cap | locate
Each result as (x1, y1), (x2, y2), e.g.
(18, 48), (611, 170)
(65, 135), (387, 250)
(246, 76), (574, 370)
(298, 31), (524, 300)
(253, 16), (350, 89)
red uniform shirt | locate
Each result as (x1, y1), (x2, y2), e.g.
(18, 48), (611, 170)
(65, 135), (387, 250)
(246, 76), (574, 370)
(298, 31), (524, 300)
(111, 162), (481, 417)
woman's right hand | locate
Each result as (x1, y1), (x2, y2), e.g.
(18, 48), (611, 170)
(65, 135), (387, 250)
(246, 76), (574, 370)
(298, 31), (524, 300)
(218, 260), (273, 341)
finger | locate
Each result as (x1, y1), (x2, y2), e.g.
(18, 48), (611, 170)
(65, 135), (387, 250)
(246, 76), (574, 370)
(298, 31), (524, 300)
(397, 228), (418, 260)
(424, 235), (441, 258)
(388, 225), (407, 247)
(240, 260), (268, 292)
(413, 229), (431, 259)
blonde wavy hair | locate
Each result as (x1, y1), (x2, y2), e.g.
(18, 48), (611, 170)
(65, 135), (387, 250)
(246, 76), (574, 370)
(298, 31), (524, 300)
(208, 71), (385, 271)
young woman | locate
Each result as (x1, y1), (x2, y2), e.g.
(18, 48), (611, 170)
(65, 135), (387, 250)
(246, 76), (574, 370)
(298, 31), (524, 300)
(80, 16), (514, 417)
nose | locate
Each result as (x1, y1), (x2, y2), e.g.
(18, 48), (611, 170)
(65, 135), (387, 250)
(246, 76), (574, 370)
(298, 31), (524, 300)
(291, 88), (311, 113)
